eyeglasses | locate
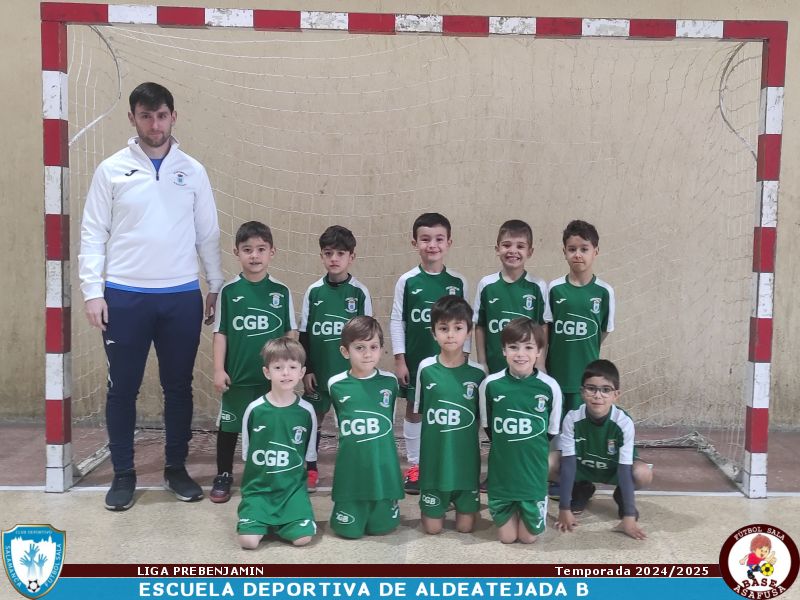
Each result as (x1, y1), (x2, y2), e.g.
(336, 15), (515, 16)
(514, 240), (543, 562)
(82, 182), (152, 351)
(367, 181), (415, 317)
(581, 384), (616, 396)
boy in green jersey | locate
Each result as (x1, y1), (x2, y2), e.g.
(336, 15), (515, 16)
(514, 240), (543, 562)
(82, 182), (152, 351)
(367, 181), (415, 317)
(237, 338), (318, 549)
(474, 220), (550, 374)
(328, 316), (404, 539)
(479, 318), (562, 544)
(546, 220), (615, 415)
(299, 225), (373, 492)
(211, 222), (297, 503)
(554, 360), (652, 541)
(414, 296), (486, 534)
(391, 212), (469, 494)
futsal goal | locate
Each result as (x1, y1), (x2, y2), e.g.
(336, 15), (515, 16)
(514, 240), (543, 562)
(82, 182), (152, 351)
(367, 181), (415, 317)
(41, 3), (785, 498)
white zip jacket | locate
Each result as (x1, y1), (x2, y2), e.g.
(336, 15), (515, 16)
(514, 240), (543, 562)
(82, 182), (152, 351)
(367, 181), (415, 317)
(79, 136), (224, 301)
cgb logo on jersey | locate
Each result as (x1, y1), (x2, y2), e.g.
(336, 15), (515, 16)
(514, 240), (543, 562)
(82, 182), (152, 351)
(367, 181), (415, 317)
(590, 297), (602, 315)
(462, 382), (478, 401)
(2, 525), (65, 599)
(426, 400), (475, 433)
(553, 313), (598, 342)
(493, 410), (547, 441)
(231, 309), (283, 337)
(446, 286), (460, 296)
(270, 293), (283, 309)
(345, 297), (358, 314)
(292, 426), (307, 445)
(378, 389), (393, 408)
(534, 394), (549, 413)
(607, 439), (617, 455)
(220, 410), (236, 424)
(523, 294), (535, 311)
(719, 524), (799, 598)
(250, 441), (302, 474)
(339, 410), (393, 443)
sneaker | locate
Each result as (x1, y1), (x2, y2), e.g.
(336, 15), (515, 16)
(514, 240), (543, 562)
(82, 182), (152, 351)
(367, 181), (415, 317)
(570, 481), (596, 514)
(307, 469), (319, 493)
(164, 466), (204, 502)
(547, 481), (561, 500)
(479, 475), (488, 493)
(105, 470), (136, 511)
(612, 486), (640, 520)
(404, 464), (420, 495)
(209, 472), (233, 504)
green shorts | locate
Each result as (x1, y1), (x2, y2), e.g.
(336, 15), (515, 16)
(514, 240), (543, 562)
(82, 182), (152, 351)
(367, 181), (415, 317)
(400, 384), (418, 412)
(487, 496), (548, 535)
(420, 488), (480, 518)
(329, 499), (400, 539)
(236, 490), (316, 541)
(303, 389), (332, 416)
(219, 385), (268, 433)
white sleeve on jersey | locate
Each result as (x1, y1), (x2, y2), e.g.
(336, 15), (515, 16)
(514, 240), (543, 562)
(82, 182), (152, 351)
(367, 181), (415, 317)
(240, 397), (265, 459)
(299, 398), (319, 462)
(351, 277), (374, 317)
(613, 406), (636, 465)
(286, 286), (298, 331)
(559, 410), (577, 456)
(298, 283), (314, 333)
(390, 275), (407, 355)
(597, 278), (616, 332)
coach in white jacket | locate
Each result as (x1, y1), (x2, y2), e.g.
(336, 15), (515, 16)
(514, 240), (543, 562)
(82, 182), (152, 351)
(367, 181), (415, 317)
(79, 82), (223, 511)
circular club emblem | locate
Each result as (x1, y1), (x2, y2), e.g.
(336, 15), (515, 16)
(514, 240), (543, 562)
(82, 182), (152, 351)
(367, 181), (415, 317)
(719, 524), (799, 598)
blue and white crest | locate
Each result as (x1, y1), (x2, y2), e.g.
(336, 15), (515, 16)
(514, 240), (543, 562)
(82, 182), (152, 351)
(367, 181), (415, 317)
(607, 439), (617, 455)
(590, 297), (602, 315)
(173, 171), (187, 186)
(379, 389), (392, 408)
(270, 292), (283, 308)
(2, 524), (65, 599)
(462, 382), (477, 400)
(523, 294), (535, 311)
(345, 297), (358, 314)
(534, 394), (548, 412)
(446, 286), (459, 296)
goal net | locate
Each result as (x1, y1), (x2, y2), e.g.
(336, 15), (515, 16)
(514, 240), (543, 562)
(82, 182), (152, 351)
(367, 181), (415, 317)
(65, 23), (761, 485)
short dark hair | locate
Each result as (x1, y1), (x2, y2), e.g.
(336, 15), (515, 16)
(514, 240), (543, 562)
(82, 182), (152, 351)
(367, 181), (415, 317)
(582, 359), (620, 390)
(129, 82), (175, 113)
(562, 220), (599, 247)
(341, 316), (384, 348)
(500, 317), (545, 349)
(412, 212), (451, 240)
(261, 337), (306, 367)
(430, 296), (473, 332)
(497, 219), (533, 247)
(319, 225), (356, 252)
(235, 221), (273, 247)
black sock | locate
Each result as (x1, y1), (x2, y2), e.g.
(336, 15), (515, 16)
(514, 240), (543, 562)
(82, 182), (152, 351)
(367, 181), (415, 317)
(216, 430), (238, 474)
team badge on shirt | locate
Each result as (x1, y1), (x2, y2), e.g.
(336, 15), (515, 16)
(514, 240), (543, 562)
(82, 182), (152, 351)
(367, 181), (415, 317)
(270, 293), (283, 308)
(590, 297), (602, 314)
(173, 171), (187, 186)
(345, 297), (358, 314)
(534, 394), (548, 412)
(379, 389), (392, 408)
(523, 294), (535, 311)
(446, 286), (459, 296)
(463, 382), (478, 400)
(607, 439), (617, 455)
(292, 426), (307, 445)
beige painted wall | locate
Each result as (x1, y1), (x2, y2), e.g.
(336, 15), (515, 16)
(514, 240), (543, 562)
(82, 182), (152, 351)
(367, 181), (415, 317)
(2, 0), (798, 429)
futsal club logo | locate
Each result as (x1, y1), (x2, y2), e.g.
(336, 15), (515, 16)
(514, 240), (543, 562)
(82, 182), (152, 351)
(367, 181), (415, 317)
(719, 524), (799, 598)
(2, 525), (65, 599)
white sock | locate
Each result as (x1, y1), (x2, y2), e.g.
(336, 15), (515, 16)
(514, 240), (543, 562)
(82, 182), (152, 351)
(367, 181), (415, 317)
(403, 419), (421, 465)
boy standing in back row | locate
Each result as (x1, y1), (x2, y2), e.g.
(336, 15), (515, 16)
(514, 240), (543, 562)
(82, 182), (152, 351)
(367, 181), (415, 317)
(391, 213), (469, 494)
(299, 225), (373, 492)
(546, 220), (615, 416)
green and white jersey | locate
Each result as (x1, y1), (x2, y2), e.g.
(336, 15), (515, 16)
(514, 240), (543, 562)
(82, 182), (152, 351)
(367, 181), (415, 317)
(560, 404), (634, 485)
(240, 395), (317, 511)
(328, 369), (404, 502)
(214, 274), (297, 387)
(545, 275), (615, 393)
(479, 369), (562, 501)
(390, 266), (469, 379)
(473, 271), (551, 373)
(299, 275), (373, 394)
(414, 356), (486, 491)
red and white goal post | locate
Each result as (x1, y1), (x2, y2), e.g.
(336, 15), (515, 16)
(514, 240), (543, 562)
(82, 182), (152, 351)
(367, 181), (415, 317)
(41, 3), (785, 497)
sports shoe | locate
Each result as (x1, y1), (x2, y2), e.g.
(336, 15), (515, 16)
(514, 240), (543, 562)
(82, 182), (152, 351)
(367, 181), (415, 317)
(547, 481), (561, 500)
(404, 464), (420, 495)
(209, 472), (233, 504)
(612, 486), (640, 520)
(570, 481), (596, 514)
(164, 466), (204, 502)
(105, 470), (137, 511)
(307, 469), (319, 493)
